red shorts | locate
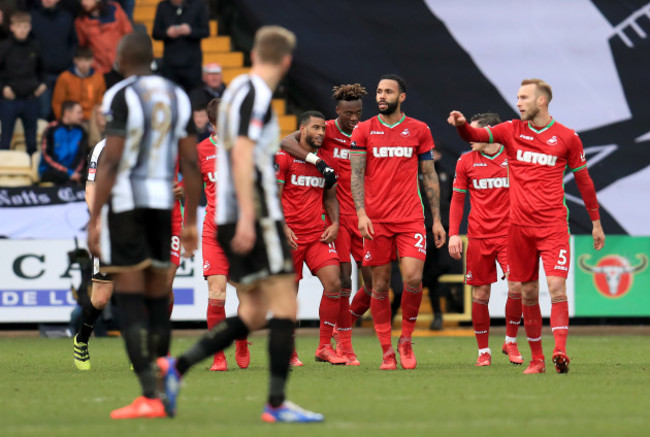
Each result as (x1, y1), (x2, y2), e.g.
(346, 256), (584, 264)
(362, 221), (426, 266)
(170, 201), (183, 267)
(291, 236), (339, 282)
(465, 236), (508, 286)
(508, 224), (570, 282)
(335, 215), (364, 263)
(202, 220), (229, 277)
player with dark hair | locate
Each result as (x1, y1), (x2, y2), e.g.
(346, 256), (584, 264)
(280, 83), (369, 365)
(87, 32), (201, 418)
(198, 97), (250, 371)
(276, 110), (346, 365)
(157, 25), (323, 423)
(448, 78), (605, 374)
(448, 112), (530, 366)
(351, 73), (446, 370)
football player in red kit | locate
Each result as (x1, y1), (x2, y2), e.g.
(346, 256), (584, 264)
(351, 74), (446, 370)
(448, 78), (605, 374)
(280, 84), (369, 365)
(196, 98), (250, 371)
(276, 110), (346, 365)
(448, 112), (532, 367)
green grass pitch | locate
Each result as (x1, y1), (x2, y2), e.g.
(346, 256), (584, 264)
(1, 331), (649, 436)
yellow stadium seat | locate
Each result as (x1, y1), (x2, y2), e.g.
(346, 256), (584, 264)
(272, 99), (286, 115)
(278, 115), (297, 132)
(201, 36), (231, 53)
(203, 52), (244, 68)
(133, 5), (157, 22)
(0, 150), (34, 186)
(222, 67), (249, 84)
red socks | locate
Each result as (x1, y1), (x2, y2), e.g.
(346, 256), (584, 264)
(551, 298), (569, 352)
(207, 298), (226, 330)
(350, 286), (371, 324)
(472, 298), (490, 350)
(504, 292), (522, 338)
(400, 284), (423, 338)
(319, 292), (339, 347)
(336, 288), (353, 351)
(370, 289), (392, 353)
(522, 299), (543, 359)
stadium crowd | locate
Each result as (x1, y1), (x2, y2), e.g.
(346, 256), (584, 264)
(0, 0), (222, 186)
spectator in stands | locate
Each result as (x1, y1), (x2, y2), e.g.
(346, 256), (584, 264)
(0, 11), (46, 155)
(189, 62), (225, 109)
(114, 0), (132, 22)
(51, 46), (105, 126)
(39, 100), (87, 184)
(75, 0), (132, 74)
(30, 0), (78, 120)
(152, 0), (209, 92)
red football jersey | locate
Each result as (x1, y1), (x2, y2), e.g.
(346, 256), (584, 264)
(275, 149), (333, 239)
(486, 119), (587, 227)
(197, 135), (218, 224)
(351, 114), (434, 223)
(452, 146), (509, 238)
(319, 119), (355, 217)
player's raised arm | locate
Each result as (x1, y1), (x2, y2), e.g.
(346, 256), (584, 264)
(448, 110), (493, 144)
(230, 135), (257, 254)
(447, 110), (466, 127)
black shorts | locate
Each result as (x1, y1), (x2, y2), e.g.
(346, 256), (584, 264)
(100, 207), (172, 273)
(217, 218), (294, 285)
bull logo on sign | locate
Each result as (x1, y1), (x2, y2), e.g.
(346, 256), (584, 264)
(578, 254), (648, 298)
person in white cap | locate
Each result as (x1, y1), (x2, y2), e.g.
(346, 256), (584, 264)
(190, 62), (226, 109)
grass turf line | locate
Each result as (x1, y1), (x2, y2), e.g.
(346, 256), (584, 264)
(0, 334), (649, 436)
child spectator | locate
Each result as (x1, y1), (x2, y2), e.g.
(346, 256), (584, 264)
(192, 104), (212, 142)
(30, 0), (78, 120)
(0, 11), (46, 154)
(51, 46), (105, 124)
(39, 100), (87, 184)
(75, 0), (132, 74)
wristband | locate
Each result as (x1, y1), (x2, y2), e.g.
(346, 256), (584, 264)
(305, 152), (319, 165)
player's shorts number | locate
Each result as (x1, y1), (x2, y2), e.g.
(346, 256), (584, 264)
(414, 233), (425, 249)
(171, 235), (181, 252)
(558, 249), (568, 265)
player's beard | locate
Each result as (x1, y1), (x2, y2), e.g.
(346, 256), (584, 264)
(521, 106), (539, 121)
(306, 134), (322, 150)
(378, 99), (399, 115)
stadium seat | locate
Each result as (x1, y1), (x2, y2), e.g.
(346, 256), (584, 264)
(0, 150), (34, 186)
(31, 151), (41, 183)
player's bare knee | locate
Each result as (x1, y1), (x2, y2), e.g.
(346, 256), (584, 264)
(521, 281), (539, 300)
(547, 276), (567, 299)
(90, 282), (113, 309)
(472, 285), (491, 301)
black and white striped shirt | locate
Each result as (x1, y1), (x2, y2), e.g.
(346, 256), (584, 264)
(215, 74), (284, 225)
(101, 75), (193, 213)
